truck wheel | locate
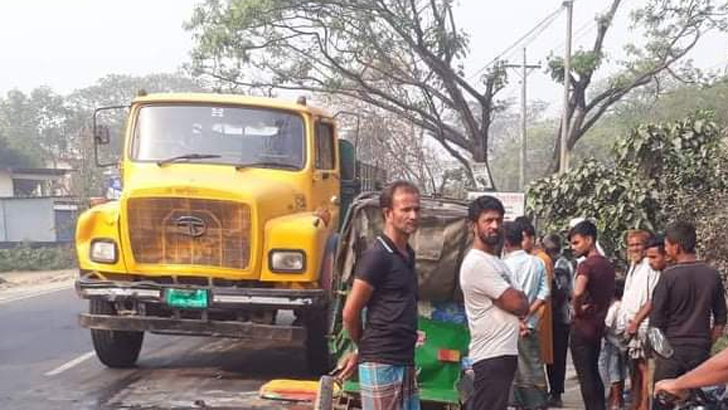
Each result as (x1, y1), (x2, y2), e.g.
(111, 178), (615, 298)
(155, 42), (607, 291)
(89, 299), (144, 368)
(304, 309), (333, 376)
(313, 375), (335, 410)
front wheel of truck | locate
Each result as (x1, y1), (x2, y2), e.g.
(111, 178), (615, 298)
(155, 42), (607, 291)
(89, 299), (144, 368)
(304, 309), (333, 376)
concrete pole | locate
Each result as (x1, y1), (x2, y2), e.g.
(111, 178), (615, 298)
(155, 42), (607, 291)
(520, 48), (528, 190)
(560, 0), (574, 174)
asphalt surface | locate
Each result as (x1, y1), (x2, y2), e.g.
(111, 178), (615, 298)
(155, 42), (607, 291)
(0, 282), (313, 410)
(0, 273), (586, 410)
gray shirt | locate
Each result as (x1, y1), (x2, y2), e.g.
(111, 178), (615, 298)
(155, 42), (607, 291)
(553, 256), (574, 324)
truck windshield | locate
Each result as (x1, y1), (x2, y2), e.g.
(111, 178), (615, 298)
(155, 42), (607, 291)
(131, 105), (306, 170)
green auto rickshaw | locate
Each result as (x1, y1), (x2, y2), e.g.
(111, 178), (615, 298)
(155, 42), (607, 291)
(316, 193), (475, 410)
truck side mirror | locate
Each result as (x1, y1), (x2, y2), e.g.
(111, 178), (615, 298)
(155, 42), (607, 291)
(93, 105), (129, 168)
(95, 125), (111, 145)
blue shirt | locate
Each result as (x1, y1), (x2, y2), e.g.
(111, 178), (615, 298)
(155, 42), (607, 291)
(504, 249), (550, 329)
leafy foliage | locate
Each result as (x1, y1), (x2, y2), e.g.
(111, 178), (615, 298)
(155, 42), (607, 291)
(547, 50), (602, 84)
(0, 87), (69, 168)
(528, 158), (658, 260)
(544, 0), (728, 173)
(528, 110), (726, 267)
(0, 244), (75, 272)
(0, 74), (206, 201)
(0, 135), (38, 168)
(186, 0), (508, 187)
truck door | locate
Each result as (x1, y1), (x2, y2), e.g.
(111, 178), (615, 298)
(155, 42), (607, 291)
(311, 119), (340, 227)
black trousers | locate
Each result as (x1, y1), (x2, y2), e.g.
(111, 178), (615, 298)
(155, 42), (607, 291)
(548, 321), (571, 396)
(570, 330), (605, 410)
(472, 355), (517, 410)
(652, 344), (710, 410)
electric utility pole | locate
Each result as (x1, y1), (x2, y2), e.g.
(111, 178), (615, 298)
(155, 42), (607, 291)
(504, 48), (540, 190)
(560, 0), (574, 174)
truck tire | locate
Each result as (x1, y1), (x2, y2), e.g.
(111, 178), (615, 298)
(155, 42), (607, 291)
(89, 299), (144, 368)
(304, 309), (333, 376)
(306, 234), (338, 375)
(313, 375), (335, 410)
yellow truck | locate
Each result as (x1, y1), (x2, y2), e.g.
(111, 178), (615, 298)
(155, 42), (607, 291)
(75, 93), (379, 374)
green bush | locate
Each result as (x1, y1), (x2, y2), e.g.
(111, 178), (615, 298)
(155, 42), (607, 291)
(527, 110), (728, 270)
(0, 243), (76, 272)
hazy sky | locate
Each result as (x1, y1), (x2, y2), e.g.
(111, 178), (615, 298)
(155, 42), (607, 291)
(1, 0), (726, 108)
(0, 0), (197, 95)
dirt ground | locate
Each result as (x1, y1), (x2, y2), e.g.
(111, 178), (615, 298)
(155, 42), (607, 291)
(0, 269), (77, 305)
(0, 269), (76, 288)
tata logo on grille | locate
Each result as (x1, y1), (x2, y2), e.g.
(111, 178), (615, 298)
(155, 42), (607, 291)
(175, 216), (206, 237)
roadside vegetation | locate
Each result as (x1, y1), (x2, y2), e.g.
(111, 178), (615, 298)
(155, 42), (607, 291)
(2, 0), (728, 275)
(0, 243), (75, 272)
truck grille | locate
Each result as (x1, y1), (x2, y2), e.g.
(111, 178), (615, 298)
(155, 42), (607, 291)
(127, 198), (251, 269)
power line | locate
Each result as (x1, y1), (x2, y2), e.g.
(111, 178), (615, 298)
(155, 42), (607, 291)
(468, 7), (562, 80)
(551, 16), (597, 54)
(467, 6), (564, 81)
(550, 1), (620, 55)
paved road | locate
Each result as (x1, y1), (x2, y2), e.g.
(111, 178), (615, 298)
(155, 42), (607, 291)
(0, 275), (587, 409)
(0, 284), (312, 410)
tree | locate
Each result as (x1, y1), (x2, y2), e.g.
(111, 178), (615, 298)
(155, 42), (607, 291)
(186, 0), (509, 188)
(0, 87), (72, 168)
(0, 134), (37, 168)
(487, 100), (553, 191)
(65, 73), (207, 200)
(546, 0), (728, 173)
(326, 96), (461, 195)
(67, 73), (206, 110)
(528, 110), (725, 267)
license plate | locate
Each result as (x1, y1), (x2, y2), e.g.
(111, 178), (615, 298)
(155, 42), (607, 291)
(165, 288), (209, 309)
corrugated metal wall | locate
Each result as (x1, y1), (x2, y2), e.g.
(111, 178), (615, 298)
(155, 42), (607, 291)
(0, 198), (76, 242)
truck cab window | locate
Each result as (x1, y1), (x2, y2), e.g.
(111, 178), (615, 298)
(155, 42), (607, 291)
(132, 105), (305, 170)
(315, 122), (335, 170)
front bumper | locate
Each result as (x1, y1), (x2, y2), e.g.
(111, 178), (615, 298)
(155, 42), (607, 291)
(78, 313), (305, 341)
(75, 274), (327, 309)
(75, 273), (326, 341)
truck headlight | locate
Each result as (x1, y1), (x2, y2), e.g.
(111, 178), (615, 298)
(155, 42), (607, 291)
(90, 239), (117, 264)
(269, 250), (306, 273)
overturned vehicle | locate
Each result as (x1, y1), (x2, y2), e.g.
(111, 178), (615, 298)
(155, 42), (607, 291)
(319, 193), (475, 409)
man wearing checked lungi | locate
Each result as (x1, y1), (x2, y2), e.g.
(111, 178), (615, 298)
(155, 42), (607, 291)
(339, 180), (422, 410)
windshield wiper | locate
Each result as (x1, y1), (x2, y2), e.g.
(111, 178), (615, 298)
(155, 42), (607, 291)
(157, 154), (222, 166)
(235, 162), (300, 171)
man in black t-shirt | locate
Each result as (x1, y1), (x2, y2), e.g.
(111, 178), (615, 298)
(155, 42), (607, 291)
(650, 221), (726, 410)
(340, 181), (422, 410)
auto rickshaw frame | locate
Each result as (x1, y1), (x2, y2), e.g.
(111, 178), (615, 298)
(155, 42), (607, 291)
(315, 193), (475, 410)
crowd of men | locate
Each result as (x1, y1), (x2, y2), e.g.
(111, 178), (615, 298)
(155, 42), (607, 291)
(338, 181), (727, 410)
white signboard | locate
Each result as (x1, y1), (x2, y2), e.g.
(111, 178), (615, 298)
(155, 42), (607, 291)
(467, 191), (525, 221)
(470, 162), (493, 190)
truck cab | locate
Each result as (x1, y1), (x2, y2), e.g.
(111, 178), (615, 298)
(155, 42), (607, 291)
(75, 93), (352, 374)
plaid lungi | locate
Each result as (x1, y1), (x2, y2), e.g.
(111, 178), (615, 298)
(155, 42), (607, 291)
(628, 328), (649, 360)
(359, 362), (420, 410)
(510, 330), (549, 409)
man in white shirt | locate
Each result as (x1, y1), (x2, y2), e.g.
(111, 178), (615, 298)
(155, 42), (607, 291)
(503, 221), (550, 409)
(460, 195), (528, 410)
(619, 230), (660, 410)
